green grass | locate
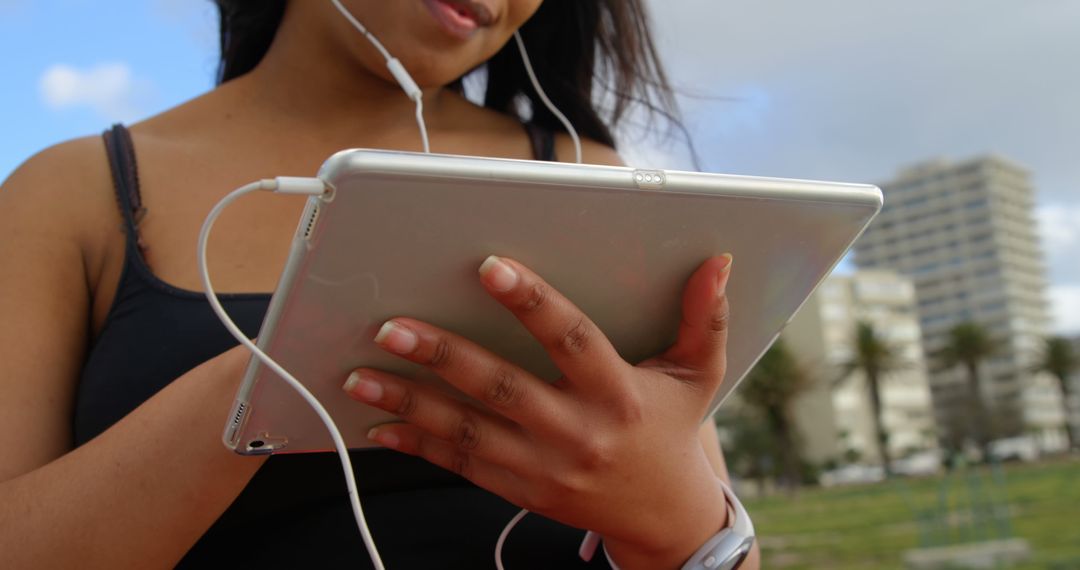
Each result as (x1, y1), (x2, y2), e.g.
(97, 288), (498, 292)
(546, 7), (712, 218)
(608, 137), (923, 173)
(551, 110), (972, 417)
(743, 458), (1080, 569)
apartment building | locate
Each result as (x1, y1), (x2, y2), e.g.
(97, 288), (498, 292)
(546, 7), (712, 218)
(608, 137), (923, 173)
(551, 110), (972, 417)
(852, 156), (1066, 451)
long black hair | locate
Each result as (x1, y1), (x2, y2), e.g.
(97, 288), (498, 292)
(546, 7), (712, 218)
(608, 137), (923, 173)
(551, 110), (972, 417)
(213, 0), (683, 149)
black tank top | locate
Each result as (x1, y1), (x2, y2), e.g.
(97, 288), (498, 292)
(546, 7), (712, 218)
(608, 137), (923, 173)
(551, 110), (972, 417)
(76, 125), (608, 568)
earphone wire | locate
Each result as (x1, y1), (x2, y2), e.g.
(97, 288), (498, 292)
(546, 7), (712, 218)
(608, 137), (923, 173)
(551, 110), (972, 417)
(514, 31), (582, 164)
(493, 32), (585, 570)
(198, 180), (386, 570)
(201, 8), (584, 570)
(329, 0), (392, 60)
(330, 0), (430, 153)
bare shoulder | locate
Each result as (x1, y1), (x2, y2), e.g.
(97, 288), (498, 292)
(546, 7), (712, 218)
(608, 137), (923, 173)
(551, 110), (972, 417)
(1, 134), (119, 292)
(441, 95), (625, 165)
(1, 135), (115, 232)
(553, 132), (625, 167)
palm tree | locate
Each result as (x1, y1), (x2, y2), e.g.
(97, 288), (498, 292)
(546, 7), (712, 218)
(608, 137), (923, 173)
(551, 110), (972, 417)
(717, 410), (777, 497)
(739, 339), (813, 489)
(839, 321), (904, 476)
(1034, 337), (1079, 450)
(938, 321), (998, 459)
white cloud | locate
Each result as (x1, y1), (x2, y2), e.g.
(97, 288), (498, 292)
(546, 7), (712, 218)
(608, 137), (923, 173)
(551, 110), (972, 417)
(1050, 285), (1080, 336)
(1036, 203), (1080, 285)
(39, 63), (152, 123)
(1037, 203), (1080, 253)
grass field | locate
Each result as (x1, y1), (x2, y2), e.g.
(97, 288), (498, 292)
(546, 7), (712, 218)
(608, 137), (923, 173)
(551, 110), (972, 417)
(743, 457), (1080, 569)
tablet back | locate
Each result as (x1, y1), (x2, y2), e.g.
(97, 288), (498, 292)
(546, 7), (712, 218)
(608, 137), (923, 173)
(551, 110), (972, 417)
(225, 149), (882, 454)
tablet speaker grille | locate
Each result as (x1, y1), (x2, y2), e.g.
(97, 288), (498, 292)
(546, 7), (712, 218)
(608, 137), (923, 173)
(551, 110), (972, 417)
(302, 202), (321, 240)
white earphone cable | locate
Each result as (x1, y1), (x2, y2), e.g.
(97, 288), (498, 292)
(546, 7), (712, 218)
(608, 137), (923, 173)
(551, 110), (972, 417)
(329, 0), (392, 61)
(494, 508), (529, 570)
(330, 0), (430, 153)
(494, 31), (585, 570)
(201, 8), (584, 570)
(198, 179), (387, 570)
(514, 30), (582, 165)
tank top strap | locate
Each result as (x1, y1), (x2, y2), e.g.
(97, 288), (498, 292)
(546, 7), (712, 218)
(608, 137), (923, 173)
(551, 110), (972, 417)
(100, 122), (553, 252)
(101, 123), (148, 254)
(523, 122), (557, 162)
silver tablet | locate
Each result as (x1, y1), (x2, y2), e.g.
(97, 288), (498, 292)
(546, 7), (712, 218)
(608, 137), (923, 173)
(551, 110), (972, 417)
(224, 149), (882, 455)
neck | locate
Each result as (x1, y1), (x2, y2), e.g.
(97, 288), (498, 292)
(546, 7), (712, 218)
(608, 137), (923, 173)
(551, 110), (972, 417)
(223, 4), (458, 148)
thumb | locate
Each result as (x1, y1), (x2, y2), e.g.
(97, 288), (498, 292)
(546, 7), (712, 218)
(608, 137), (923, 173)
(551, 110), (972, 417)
(661, 254), (732, 386)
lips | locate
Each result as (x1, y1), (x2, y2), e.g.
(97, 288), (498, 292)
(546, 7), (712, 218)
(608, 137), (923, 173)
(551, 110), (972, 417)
(423, 0), (495, 40)
(443, 0), (494, 26)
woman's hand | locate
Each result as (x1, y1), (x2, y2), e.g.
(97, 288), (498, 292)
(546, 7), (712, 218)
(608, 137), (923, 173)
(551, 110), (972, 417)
(343, 254), (734, 569)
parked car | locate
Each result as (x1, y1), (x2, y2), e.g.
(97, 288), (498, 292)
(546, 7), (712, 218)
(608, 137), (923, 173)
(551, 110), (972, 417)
(820, 464), (885, 487)
(988, 436), (1040, 463)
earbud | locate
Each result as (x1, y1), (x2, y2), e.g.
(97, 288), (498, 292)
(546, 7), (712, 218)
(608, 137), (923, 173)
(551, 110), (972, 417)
(329, 0), (582, 164)
(330, 0), (429, 152)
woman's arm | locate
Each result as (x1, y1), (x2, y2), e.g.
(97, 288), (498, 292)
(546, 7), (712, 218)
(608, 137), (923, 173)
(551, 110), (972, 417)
(0, 142), (266, 568)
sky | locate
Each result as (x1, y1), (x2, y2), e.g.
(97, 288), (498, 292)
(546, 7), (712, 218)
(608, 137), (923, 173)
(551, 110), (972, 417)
(1, 0), (1077, 334)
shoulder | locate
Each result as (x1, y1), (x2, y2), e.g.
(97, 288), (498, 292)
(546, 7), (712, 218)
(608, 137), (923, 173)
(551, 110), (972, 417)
(2, 134), (113, 209)
(553, 133), (625, 167)
(1, 133), (119, 261)
(441, 94), (625, 166)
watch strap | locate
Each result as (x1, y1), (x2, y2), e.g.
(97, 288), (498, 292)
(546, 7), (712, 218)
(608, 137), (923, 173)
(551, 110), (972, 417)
(680, 480), (755, 570)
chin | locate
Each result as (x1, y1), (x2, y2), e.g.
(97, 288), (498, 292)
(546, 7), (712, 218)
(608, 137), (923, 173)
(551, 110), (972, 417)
(394, 44), (492, 88)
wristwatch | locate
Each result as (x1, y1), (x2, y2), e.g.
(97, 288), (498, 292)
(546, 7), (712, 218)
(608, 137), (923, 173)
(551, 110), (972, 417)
(680, 479), (755, 570)
(578, 479), (756, 570)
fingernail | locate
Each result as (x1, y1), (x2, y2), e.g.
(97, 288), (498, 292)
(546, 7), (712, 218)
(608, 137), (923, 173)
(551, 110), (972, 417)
(374, 321), (418, 354)
(344, 372), (384, 402)
(717, 253), (734, 295)
(367, 428), (400, 449)
(479, 255), (519, 292)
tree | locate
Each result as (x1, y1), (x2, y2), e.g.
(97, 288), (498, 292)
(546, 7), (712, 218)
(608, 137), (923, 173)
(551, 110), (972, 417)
(938, 322), (998, 459)
(838, 321), (905, 476)
(716, 410), (777, 497)
(1033, 337), (1079, 450)
(739, 340), (813, 489)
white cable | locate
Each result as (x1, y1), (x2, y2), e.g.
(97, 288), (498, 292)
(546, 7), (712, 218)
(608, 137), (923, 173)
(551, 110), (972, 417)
(414, 98), (431, 154)
(212, 12), (580, 570)
(494, 508), (529, 570)
(514, 31), (582, 164)
(331, 0), (431, 154)
(198, 179), (386, 570)
(492, 32), (587, 570)
(329, 0), (392, 61)
(492, 31), (587, 570)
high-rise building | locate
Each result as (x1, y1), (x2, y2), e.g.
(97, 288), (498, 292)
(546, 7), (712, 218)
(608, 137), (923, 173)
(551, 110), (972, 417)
(853, 155), (1067, 451)
(1066, 336), (1080, 445)
(784, 270), (938, 469)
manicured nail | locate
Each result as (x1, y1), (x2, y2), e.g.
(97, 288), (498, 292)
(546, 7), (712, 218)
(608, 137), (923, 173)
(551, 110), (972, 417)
(344, 372), (384, 402)
(717, 253), (734, 296)
(479, 255), (519, 292)
(367, 428), (400, 449)
(374, 321), (418, 354)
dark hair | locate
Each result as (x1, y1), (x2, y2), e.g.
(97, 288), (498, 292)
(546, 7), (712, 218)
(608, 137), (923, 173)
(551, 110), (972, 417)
(213, 0), (683, 150)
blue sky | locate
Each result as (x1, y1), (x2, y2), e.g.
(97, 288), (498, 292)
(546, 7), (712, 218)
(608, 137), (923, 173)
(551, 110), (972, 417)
(0, 0), (218, 172)
(2, 0), (1078, 333)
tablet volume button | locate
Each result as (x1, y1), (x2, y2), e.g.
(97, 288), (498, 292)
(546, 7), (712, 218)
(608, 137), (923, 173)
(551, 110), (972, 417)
(632, 169), (666, 190)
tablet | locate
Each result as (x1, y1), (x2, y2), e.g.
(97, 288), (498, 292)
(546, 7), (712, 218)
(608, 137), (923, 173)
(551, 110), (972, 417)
(223, 149), (882, 455)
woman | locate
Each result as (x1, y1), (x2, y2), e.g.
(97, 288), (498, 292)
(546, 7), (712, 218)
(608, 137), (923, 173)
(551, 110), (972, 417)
(0, 0), (758, 567)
